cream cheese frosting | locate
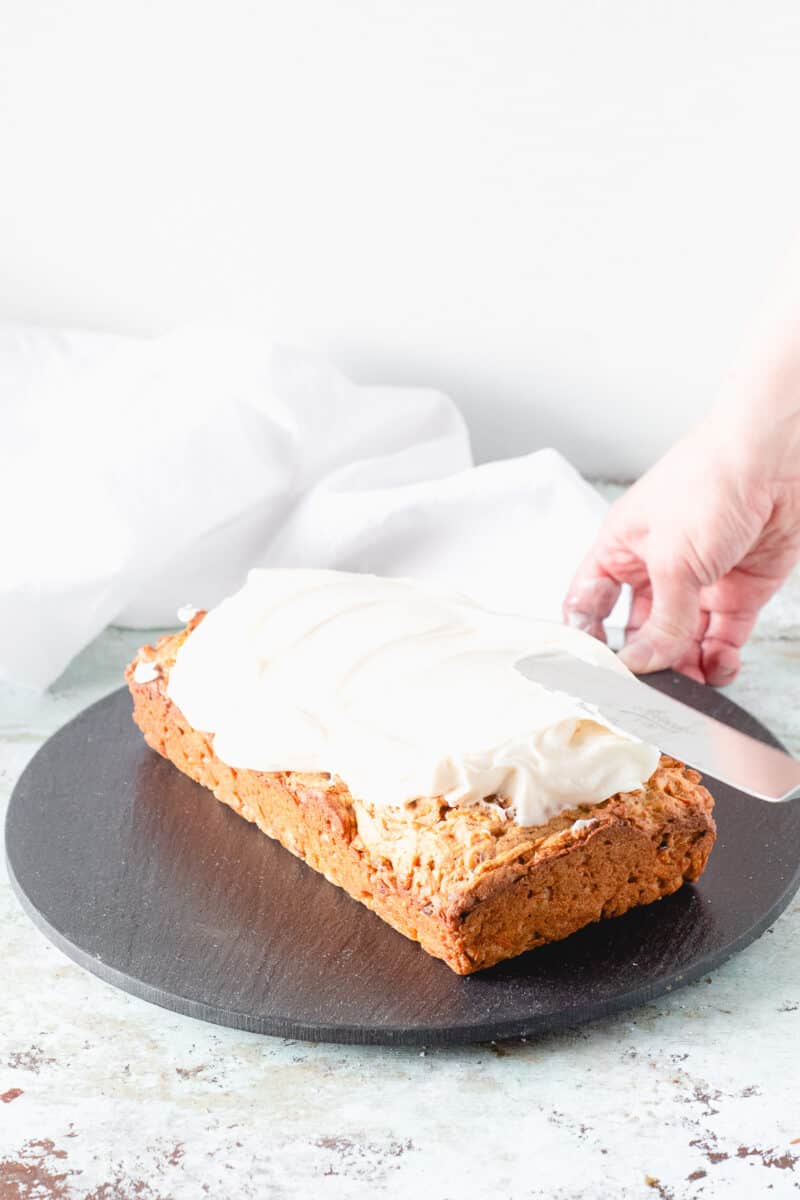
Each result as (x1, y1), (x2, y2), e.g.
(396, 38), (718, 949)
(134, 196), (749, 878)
(166, 569), (660, 827)
(133, 659), (160, 685)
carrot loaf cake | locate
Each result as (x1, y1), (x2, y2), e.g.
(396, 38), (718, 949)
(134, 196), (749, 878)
(126, 570), (716, 974)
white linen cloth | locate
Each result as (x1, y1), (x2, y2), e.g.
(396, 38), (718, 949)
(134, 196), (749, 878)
(0, 323), (622, 689)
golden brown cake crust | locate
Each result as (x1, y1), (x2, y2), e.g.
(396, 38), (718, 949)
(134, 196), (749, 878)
(125, 617), (716, 975)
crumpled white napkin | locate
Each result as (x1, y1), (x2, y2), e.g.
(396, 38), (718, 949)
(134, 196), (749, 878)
(0, 322), (620, 689)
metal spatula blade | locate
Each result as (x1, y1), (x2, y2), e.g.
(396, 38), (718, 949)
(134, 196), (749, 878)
(515, 650), (800, 802)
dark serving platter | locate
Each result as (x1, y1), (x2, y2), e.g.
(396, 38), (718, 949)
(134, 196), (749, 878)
(6, 676), (800, 1045)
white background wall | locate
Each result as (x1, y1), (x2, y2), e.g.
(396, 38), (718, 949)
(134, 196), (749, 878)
(2, 1), (800, 479)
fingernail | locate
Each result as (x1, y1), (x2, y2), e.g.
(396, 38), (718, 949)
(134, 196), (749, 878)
(618, 637), (657, 674)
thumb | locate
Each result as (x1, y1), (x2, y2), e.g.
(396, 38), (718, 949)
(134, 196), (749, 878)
(618, 562), (703, 674)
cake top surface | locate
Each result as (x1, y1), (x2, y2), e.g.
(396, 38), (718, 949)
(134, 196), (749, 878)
(165, 569), (660, 826)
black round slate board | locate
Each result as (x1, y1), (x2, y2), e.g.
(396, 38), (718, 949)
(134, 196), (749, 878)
(6, 676), (800, 1046)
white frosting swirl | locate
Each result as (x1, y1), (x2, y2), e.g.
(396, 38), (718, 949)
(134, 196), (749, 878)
(166, 569), (660, 827)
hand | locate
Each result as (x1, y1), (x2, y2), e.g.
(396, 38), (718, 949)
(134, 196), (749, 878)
(564, 340), (800, 684)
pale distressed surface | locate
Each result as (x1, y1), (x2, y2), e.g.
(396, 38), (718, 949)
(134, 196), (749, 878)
(1, 495), (799, 1199)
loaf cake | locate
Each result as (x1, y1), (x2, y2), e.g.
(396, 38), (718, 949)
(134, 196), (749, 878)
(126, 570), (716, 974)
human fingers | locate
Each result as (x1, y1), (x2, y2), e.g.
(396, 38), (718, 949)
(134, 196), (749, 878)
(700, 639), (742, 686)
(563, 557), (622, 644)
(627, 578), (709, 681)
(671, 608), (711, 683)
(624, 577), (651, 639)
(698, 575), (766, 685)
(563, 525), (652, 643)
(618, 560), (704, 674)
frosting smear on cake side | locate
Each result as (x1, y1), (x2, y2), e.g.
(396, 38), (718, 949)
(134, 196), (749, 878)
(166, 569), (660, 827)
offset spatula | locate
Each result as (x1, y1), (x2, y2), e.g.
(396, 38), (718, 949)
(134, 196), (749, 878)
(515, 651), (800, 803)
